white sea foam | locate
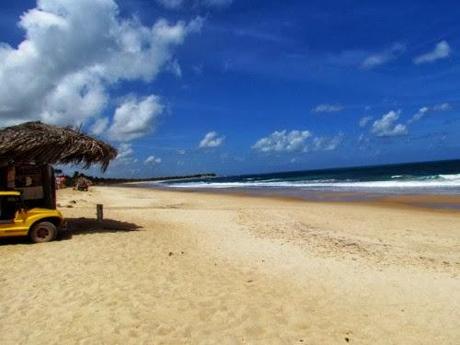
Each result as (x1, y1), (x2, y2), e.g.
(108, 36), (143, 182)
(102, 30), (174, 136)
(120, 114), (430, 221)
(439, 173), (460, 180)
(164, 173), (460, 190)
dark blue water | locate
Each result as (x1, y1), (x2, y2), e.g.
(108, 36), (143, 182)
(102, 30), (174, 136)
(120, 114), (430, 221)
(159, 159), (460, 195)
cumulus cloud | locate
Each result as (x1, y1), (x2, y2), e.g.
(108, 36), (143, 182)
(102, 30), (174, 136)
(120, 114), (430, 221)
(0, 0), (202, 130)
(312, 133), (344, 152)
(252, 130), (312, 153)
(90, 117), (110, 136)
(371, 110), (408, 137)
(361, 43), (406, 69)
(117, 143), (134, 159)
(199, 131), (225, 148)
(359, 116), (373, 128)
(156, 0), (232, 9)
(108, 95), (164, 141)
(413, 41), (451, 64)
(144, 155), (162, 165)
(113, 143), (137, 165)
(253, 130), (344, 153)
(408, 103), (451, 124)
(312, 104), (343, 113)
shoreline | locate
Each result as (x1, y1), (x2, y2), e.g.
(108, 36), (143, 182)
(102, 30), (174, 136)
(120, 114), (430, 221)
(124, 182), (460, 213)
(1, 186), (459, 344)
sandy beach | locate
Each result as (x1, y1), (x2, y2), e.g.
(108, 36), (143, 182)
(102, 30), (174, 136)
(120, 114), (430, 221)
(1, 186), (459, 344)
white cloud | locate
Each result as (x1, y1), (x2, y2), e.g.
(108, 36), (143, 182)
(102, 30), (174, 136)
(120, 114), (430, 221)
(144, 155), (162, 165)
(117, 143), (134, 160)
(312, 133), (344, 151)
(252, 130), (312, 153)
(157, 0), (232, 9)
(167, 59), (182, 78)
(413, 41), (451, 64)
(90, 117), (110, 136)
(408, 106), (429, 124)
(253, 130), (344, 153)
(371, 110), (408, 137)
(361, 43), (406, 69)
(0, 0), (202, 130)
(113, 143), (138, 165)
(408, 103), (452, 123)
(433, 102), (451, 111)
(312, 104), (343, 113)
(359, 116), (373, 128)
(40, 73), (108, 126)
(108, 95), (164, 141)
(199, 131), (225, 148)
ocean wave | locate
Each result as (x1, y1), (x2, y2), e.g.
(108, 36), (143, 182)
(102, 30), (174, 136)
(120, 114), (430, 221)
(439, 173), (460, 180)
(164, 173), (460, 190)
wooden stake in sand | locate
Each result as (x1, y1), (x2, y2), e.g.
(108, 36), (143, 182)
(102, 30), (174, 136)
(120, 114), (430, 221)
(97, 204), (104, 223)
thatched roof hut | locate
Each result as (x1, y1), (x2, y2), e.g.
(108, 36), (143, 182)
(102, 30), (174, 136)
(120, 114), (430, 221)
(0, 121), (117, 171)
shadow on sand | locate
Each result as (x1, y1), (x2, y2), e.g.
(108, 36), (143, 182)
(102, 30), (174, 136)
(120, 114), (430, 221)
(67, 217), (142, 235)
(0, 218), (142, 245)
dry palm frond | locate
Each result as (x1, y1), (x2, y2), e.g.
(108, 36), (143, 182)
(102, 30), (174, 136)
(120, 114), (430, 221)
(0, 121), (117, 171)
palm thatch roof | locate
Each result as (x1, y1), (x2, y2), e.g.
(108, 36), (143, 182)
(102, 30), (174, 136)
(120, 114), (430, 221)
(0, 121), (117, 171)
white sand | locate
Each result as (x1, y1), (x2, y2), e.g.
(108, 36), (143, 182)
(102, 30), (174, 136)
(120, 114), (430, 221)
(0, 186), (459, 344)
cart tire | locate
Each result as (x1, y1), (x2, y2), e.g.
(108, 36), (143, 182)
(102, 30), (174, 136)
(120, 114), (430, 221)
(29, 221), (57, 243)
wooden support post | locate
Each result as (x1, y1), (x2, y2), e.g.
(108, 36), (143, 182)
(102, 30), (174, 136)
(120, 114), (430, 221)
(97, 204), (103, 222)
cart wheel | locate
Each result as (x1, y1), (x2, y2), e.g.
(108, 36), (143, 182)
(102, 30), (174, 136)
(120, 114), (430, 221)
(29, 222), (57, 243)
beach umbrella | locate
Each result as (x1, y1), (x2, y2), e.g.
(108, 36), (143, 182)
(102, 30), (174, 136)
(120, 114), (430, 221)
(0, 121), (117, 171)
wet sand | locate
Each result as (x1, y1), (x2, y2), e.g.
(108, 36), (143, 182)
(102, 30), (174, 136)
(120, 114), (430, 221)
(1, 186), (459, 344)
(139, 182), (460, 211)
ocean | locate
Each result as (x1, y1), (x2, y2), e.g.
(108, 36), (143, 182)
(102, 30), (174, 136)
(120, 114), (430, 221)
(158, 159), (460, 197)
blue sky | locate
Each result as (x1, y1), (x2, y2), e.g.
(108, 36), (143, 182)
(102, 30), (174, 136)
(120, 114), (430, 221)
(0, 0), (459, 177)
